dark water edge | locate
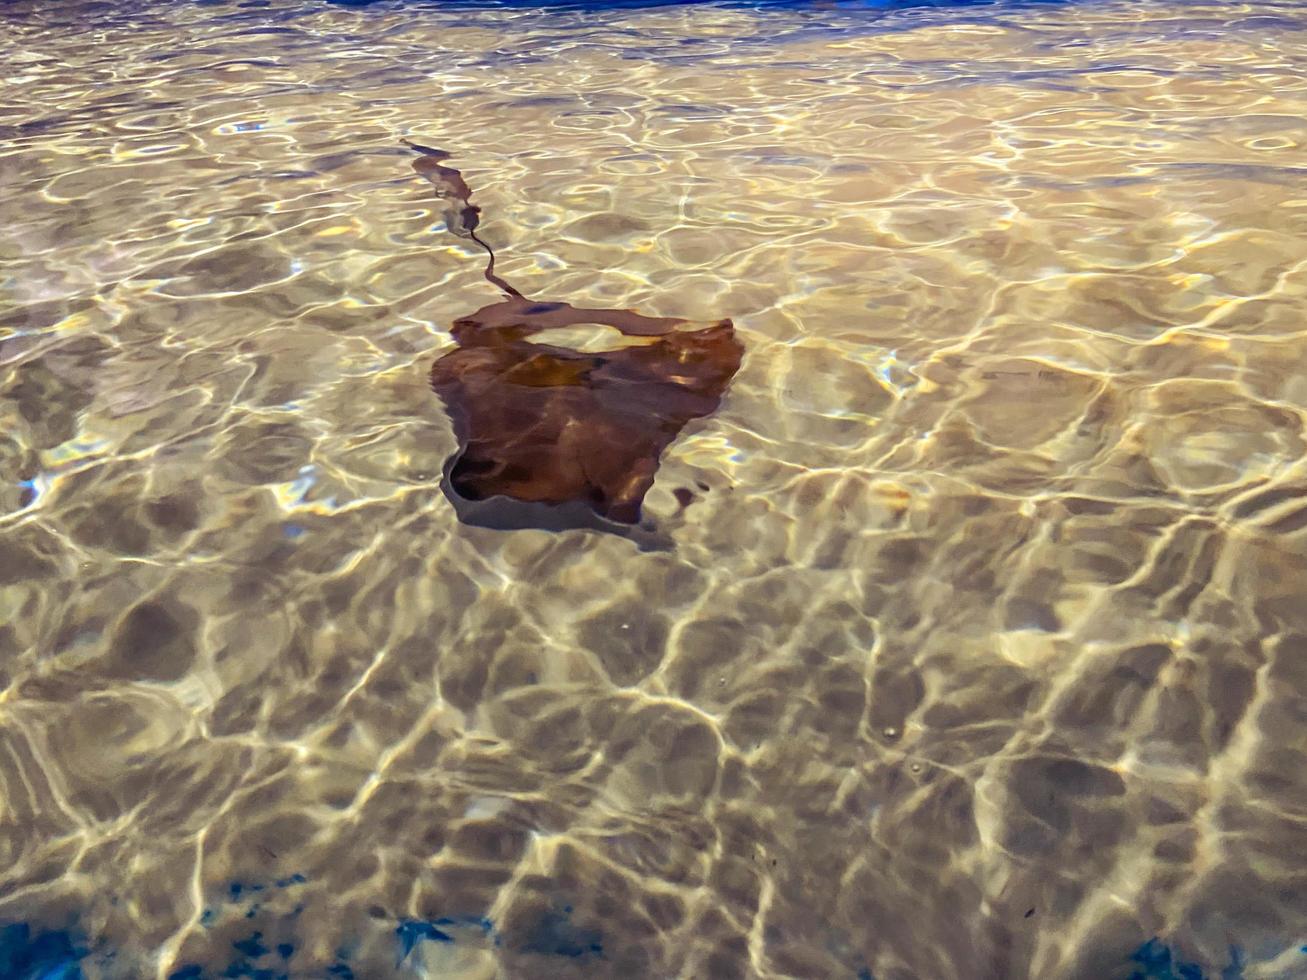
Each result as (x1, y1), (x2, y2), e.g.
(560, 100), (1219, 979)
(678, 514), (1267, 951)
(319, 0), (1077, 12)
(0, 0), (1106, 38)
(5, 902), (1298, 980)
(2, 873), (1302, 980)
(7, 0), (1300, 64)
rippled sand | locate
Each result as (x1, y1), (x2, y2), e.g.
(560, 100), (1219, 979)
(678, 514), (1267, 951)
(3, 0), (1307, 976)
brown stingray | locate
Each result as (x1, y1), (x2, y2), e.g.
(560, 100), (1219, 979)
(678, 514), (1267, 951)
(404, 139), (742, 540)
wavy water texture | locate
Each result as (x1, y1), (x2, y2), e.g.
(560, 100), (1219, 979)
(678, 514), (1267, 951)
(2, 0), (1307, 977)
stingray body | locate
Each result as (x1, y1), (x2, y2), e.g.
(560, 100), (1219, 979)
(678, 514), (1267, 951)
(405, 139), (742, 538)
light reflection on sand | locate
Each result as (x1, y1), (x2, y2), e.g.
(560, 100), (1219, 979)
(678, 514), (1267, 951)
(2, 0), (1307, 976)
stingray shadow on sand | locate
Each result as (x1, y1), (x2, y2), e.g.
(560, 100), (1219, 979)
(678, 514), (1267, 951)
(403, 138), (743, 548)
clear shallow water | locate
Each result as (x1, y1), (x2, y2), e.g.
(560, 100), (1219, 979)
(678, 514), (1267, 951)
(2, 0), (1307, 976)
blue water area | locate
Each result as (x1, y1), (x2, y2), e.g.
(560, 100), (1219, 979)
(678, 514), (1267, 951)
(396, 915), (496, 963)
(231, 932), (269, 959)
(397, 907), (602, 964)
(1127, 939), (1255, 980)
(1129, 939), (1208, 980)
(167, 926), (354, 980)
(168, 875), (327, 980)
(7, 907), (1305, 979)
(327, 0), (1070, 11)
(307, 0), (1089, 57)
(197, 876), (307, 932)
(167, 875), (610, 976)
(0, 923), (86, 980)
(396, 918), (454, 962)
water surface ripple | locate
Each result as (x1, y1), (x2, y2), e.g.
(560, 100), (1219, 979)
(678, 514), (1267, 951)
(2, 0), (1307, 976)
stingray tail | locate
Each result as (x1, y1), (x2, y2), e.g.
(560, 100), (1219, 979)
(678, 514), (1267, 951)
(470, 230), (524, 299)
(403, 138), (524, 300)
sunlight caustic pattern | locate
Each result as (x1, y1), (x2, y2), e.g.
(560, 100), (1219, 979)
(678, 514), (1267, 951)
(2, 0), (1307, 976)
